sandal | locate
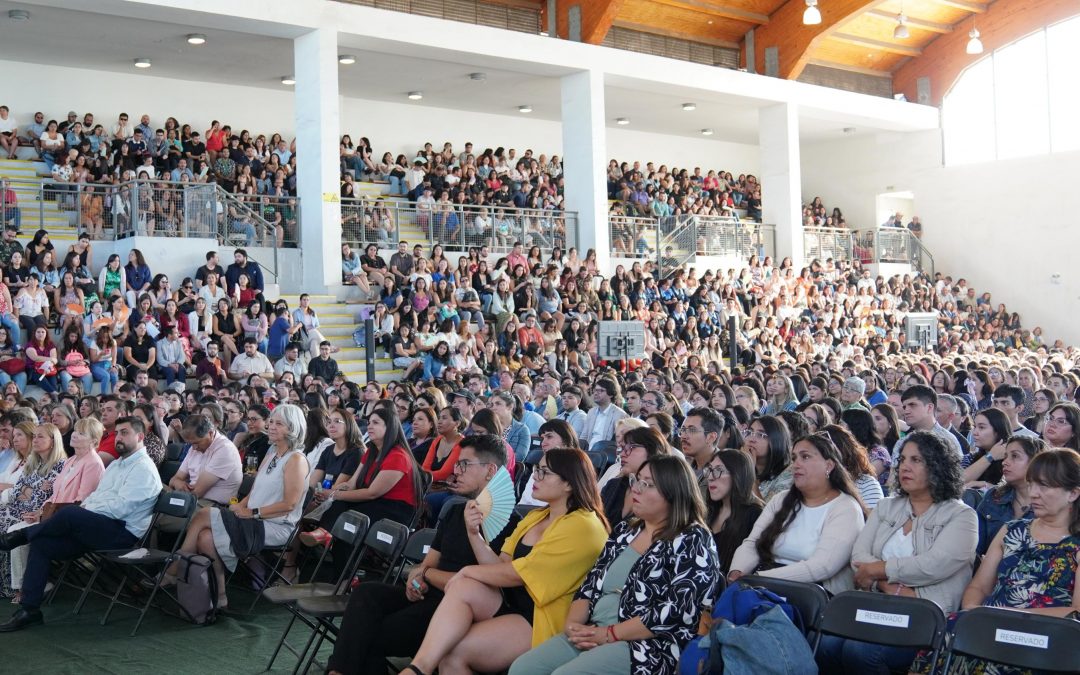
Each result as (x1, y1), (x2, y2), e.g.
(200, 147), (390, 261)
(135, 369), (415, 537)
(298, 528), (333, 548)
(403, 666), (426, 675)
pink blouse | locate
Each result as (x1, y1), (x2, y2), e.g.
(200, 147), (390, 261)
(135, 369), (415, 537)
(47, 451), (106, 504)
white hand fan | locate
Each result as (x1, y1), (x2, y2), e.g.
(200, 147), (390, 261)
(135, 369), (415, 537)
(473, 466), (515, 541)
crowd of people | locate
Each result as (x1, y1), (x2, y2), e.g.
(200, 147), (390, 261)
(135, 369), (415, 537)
(0, 207), (1070, 675)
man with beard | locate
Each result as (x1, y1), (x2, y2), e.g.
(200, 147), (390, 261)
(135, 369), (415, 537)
(0, 416), (161, 631)
(324, 434), (515, 674)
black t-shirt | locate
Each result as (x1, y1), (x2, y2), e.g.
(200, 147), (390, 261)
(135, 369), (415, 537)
(431, 503), (518, 576)
(196, 264), (222, 285)
(124, 334), (154, 364)
(184, 140), (206, 157)
(316, 445), (362, 484)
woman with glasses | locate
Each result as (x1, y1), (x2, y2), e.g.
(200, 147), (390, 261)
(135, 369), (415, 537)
(510, 455), (719, 675)
(729, 434), (867, 595)
(236, 404), (271, 467)
(1042, 402), (1080, 451)
(1023, 388), (1056, 435)
(744, 415), (793, 503)
(706, 449), (763, 575)
(600, 427), (670, 526)
(402, 448), (608, 675)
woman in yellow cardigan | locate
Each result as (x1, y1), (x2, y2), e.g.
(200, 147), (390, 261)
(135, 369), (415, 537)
(401, 447), (609, 675)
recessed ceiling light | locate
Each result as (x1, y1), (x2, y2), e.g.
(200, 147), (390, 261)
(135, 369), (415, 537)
(281, 76), (295, 85)
(134, 58), (152, 69)
(701, 128), (714, 136)
(8, 9), (30, 21)
(338, 54), (356, 64)
(842, 127), (856, 134)
(518, 105), (533, 114)
(468, 72), (487, 81)
(615, 117), (630, 125)
(407, 91), (423, 100)
(186, 34), (207, 45)
(682, 103), (697, 111)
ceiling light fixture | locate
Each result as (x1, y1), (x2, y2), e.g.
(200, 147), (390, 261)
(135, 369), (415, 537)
(134, 58), (152, 69)
(700, 128), (714, 136)
(338, 54), (356, 64)
(468, 72), (487, 81)
(803, 0), (821, 25)
(8, 9), (30, 21)
(893, 14), (909, 39)
(186, 33), (207, 45)
(682, 103), (697, 111)
(407, 91), (423, 100)
(518, 105), (533, 113)
(281, 76), (295, 85)
(615, 117), (630, 125)
(966, 27), (983, 55)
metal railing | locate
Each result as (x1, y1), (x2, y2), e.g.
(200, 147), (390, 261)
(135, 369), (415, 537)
(340, 197), (577, 255)
(657, 215), (696, 279)
(698, 217), (775, 260)
(608, 212), (775, 263)
(851, 227), (935, 277)
(803, 226), (855, 263)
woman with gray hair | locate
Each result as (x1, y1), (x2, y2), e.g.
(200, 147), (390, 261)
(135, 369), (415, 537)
(165, 403), (309, 609)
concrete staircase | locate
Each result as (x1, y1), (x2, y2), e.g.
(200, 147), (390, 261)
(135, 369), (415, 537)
(277, 292), (404, 385)
(0, 158), (82, 244)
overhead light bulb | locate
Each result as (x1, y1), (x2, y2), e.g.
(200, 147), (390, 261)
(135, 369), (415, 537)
(134, 58), (152, 69)
(407, 91), (423, 100)
(518, 105), (533, 114)
(893, 14), (909, 39)
(186, 34), (207, 45)
(338, 54), (356, 64)
(7, 10), (29, 21)
(615, 117), (630, 125)
(966, 27), (983, 54)
(803, 0), (821, 26)
(281, 76), (295, 85)
(700, 128), (714, 136)
(682, 103), (697, 111)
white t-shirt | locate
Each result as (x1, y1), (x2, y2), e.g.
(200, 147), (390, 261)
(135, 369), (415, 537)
(881, 525), (915, 560)
(772, 496), (838, 565)
(0, 116), (16, 134)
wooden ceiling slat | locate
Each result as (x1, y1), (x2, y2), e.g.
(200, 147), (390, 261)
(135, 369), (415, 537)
(832, 32), (924, 56)
(649, 0), (769, 25)
(865, 8), (954, 32)
(924, 0), (988, 13)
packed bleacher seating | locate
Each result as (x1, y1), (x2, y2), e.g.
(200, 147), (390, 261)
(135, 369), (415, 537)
(0, 108), (1077, 675)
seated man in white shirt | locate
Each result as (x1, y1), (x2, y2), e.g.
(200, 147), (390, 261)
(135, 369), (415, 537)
(0, 416), (162, 632)
(228, 336), (273, 382)
(161, 415), (242, 530)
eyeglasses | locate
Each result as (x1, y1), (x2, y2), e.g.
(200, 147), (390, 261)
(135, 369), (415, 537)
(1047, 416), (1071, 426)
(245, 416), (262, 423)
(677, 426), (702, 437)
(618, 442), (645, 456)
(628, 474), (656, 492)
(532, 466), (559, 481)
(453, 460), (492, 473)
(703, 465), (729, 480)
(747, 429), (769, 440)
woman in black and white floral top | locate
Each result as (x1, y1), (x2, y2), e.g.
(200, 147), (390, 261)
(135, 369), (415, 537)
(510, 454), (719, 675)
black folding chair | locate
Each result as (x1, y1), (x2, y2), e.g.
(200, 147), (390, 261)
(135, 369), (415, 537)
(391, 527), (436, 582)
(943, 606), (1080, 674)
(740, 575), (830, 651)
(237, 474), (256, 500)
(94, 491), (199, 635)
(264, 511), (371, 673)
(818, 591), (947, 672)
(290, 519), (411, 675)
(233, 518), (304, 613)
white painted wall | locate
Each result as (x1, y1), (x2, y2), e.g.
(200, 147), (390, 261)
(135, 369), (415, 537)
(801, 129), (1080, 345)
(0, 59), (758, 176)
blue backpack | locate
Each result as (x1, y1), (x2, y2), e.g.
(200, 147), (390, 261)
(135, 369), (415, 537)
(679, 583), (806, 675)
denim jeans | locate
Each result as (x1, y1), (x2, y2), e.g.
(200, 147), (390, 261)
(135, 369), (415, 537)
(0, 312), (20, 346)
(0, 370), (26, 392)
(387, 175), (405, 195)
(159, 363), (185, 386)
(230, 218), (257, 245)
(3, 208), (20, 233)
(91, 363), (118, 394)
(815, 635), (918, 675)
(58, 370), (93, 394)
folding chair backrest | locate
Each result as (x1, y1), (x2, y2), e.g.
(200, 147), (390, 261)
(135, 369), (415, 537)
(364, 519), (410, 560)
(741, 575), (829, 646)
(586, 451), (607, 476)
(820, 591), (947, 653)
(165, 443), (185, 462)
(945, 606), (1080, 673)
(330, 511), (371, 548)
(238, 474), (256, 500)
(156, 490), (199, 519)
(402, 529), (436, 564)
(159, 461), (182, 485)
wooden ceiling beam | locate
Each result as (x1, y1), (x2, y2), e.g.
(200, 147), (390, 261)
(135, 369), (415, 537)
(612, 19), (742, 48)
(805, 57), (893, 78)
(651, 0), (770, 25)
(865, 9), (954, 33)
(924, 0), (988, 13)
(831, 32), (924, 56)
(554, 0), (626, 44)
(749, 0), (890, 79)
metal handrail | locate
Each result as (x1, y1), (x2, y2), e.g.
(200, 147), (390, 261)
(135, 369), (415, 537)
(340, 196), (578, 255)
(803, 226), (855, 263)
(609, 212), (775, 262)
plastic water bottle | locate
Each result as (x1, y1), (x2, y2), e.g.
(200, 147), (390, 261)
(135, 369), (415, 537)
(322, 478), (333, 491)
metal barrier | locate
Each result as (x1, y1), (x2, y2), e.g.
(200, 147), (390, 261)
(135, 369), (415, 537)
(851, 227), (934, 277)
(609, 212), (775, 264)
(657, 215), (697, 279)
(341, 197), (578, 255)
(609, 214), (658, 258)
(874, 226), (915, 265)
(803, 226), (855, 263)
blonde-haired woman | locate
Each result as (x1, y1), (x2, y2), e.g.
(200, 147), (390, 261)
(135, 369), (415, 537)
(0, 423), (65, 600)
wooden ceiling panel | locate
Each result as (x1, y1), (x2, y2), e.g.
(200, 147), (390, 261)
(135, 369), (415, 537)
(812, 38), (907, 71)
(875, 0), (978, 25)
(838, 13), (939, 46)
(618, 0), (753, 43)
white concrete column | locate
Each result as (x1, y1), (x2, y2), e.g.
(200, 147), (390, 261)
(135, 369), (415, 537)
(294, 27), (341, 291)
(560, 70), (610, 273)
(758, 103), (803, 267)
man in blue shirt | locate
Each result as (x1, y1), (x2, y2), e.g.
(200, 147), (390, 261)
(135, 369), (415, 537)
(225, 248), (265, 294)
(0, 416), (161, 632)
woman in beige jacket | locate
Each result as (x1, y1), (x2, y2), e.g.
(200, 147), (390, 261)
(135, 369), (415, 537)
(728, 434), (866, 596)
(816, 431), (978, 674)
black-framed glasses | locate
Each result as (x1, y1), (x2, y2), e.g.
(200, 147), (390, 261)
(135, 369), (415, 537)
(533, 466), (559, 481)
(453, 459), (492, 473)
(618, 442), (645, 456)
(703, 465), (728, 480)
(677, 426), (702, 437)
